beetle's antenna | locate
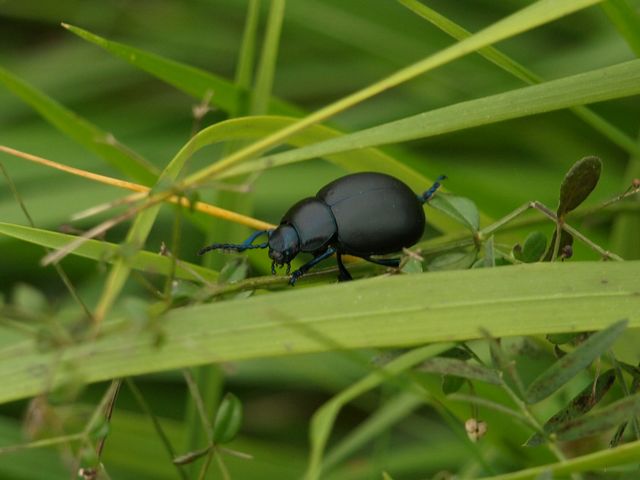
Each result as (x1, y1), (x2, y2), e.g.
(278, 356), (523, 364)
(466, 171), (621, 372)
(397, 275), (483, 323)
(198, 229), (271, 256)
(419, 175), (446, 204)
(198, 242), (268, 255)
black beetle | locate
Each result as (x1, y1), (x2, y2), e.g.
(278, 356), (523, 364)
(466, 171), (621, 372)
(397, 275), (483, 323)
(198, 172), (445, 285)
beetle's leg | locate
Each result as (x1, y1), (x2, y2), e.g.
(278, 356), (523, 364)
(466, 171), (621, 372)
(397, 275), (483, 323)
(289, 247), (336, 286)
(363, 256), (401, 268)
(336, 252), (353, 282)
(198, 229), (271, 255)
(418, 175), (446, 204)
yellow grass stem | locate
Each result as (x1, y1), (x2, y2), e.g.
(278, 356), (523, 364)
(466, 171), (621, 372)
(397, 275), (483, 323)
(0, 145), (274, 231)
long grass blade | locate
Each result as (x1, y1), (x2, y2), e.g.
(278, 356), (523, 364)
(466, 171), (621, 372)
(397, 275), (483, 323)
(0, 260), (637, 404)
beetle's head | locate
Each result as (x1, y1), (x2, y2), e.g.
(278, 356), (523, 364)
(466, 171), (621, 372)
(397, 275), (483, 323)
(268, 225), (300, 274)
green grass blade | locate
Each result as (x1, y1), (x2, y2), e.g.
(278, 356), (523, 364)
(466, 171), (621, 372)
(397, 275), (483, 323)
(250, 0), (285, 114)
(181, 0), (607, 188)
(0, 261), (638, 404)
(306, 344), (452, 480)
(525, 320), (627, 404)
(91, 116), (221, 321)
(0, 222), (217, 282)
(255, 59), (640, 167)
(397, 0), (640, 157)
(0, 65), (158, 185)
(62, 23), (300, 117)
(478, 439), (640, 479)
(321, 391), (424, 472)
(231, 0), (261, 116)
(601, 0), (640, 56)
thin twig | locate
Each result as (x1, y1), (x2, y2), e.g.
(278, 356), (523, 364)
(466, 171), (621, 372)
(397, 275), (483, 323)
(126, 378), (188, 480)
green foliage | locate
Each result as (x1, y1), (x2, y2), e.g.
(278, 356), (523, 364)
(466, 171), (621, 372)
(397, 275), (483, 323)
(1, 1), (640, 479)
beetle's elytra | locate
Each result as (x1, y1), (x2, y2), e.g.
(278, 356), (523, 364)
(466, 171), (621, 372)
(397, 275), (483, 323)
(198, 172), (445, 285)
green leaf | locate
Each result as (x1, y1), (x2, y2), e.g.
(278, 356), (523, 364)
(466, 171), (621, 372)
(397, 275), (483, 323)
(442, 375), (465, 394)
(525, 320), (627, 404)
(427, 250), (477, 271)
(520, 232), (547, 263)
(1, 261), (639, 405)
(62, 23), (300, 117)
(430, 195), (480, 233)
(526, 369), (616, 446)
(212, 393), (243, 444)
(558, 156), (602, 217)
(553, 393), (640, 442)
(0, 65), (158, 185)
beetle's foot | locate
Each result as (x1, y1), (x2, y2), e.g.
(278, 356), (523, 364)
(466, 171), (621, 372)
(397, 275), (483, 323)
(289, 270), (304, 286)
(337, 272), (353, 282)
(271, 260), (276, 275)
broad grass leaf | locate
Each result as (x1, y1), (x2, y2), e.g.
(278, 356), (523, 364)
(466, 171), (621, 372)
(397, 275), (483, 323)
(0, 262), (637, 405)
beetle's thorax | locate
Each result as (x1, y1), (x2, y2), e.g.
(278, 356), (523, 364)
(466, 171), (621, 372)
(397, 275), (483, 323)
(268, 224), (300, 272)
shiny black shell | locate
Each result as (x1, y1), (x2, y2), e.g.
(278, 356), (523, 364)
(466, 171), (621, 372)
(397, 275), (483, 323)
(281, 172), (425, 257)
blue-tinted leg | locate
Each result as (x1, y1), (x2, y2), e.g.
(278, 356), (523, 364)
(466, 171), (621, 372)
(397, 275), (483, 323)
(198, 229), (271, 255)
(289, 247), (336, 285)
(418, 175), (447, 204)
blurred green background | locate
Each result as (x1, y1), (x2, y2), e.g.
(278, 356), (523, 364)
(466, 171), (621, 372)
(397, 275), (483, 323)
(1, 1), (639, 479)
